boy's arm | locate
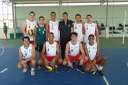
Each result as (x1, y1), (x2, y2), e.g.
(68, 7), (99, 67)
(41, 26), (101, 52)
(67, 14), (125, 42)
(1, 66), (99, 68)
(22, 20), (27, 36)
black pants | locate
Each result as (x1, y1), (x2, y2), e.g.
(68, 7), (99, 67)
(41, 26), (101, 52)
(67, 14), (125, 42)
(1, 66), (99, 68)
(35, 44), (43, 53)
(60, 38), (71, 59)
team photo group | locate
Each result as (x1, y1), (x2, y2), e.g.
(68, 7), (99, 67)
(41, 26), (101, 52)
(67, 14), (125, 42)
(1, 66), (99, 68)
(17, 11), (106, 76)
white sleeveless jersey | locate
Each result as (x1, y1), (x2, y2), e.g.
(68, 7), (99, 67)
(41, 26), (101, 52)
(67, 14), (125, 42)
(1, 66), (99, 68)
(26, 19), (37, 41)
(69, 41), (80, 56)
(84, 23), (96, 43)
(46, 41), (57, 56)
(49, 20), (60, 41)
(87, 42), (97, 60)
(20, 44), (32, 59)
(73, 22), (83, 42)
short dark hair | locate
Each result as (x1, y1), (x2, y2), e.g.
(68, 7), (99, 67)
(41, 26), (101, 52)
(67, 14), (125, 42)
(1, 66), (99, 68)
(71, 32), (78, 37)
(62, 12), (68, 16)
(22, 36), (30, 41)
(29, 11), (35, 16)
(51, 11), (56, 15)
(39, 16), (44, 20)
(86, 14), (92, 18)
(49, 32), (54, 36)
(88, 34), (94, 38)
(75, 14), (81, 18)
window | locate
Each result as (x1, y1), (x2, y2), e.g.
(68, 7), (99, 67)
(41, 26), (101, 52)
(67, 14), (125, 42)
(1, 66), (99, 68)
(0, 0), (13, 28)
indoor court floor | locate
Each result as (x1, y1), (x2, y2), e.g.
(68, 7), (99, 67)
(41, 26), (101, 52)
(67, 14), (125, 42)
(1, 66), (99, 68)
(0, 39), (128, 85)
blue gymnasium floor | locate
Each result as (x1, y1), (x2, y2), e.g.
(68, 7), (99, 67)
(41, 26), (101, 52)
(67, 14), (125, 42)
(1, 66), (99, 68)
(0, 39), (128, 85)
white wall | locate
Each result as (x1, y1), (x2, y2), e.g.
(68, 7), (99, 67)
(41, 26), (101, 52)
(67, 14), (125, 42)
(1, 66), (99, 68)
(1, 5), (128, 39)
(15, 5), (128, 28)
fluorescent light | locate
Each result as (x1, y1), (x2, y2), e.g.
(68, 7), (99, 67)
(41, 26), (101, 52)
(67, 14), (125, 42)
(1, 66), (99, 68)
(15, 3), (100, 7)
(16, 4), (59, 7)
(62, 3), (100, 6)
(15, 2), (128, 7)
(102, 2), (128, 5)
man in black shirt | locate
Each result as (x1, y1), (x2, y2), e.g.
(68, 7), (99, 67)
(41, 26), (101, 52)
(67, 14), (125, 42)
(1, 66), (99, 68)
(59, 12), (73, 60)
(3, 23), (8, 40)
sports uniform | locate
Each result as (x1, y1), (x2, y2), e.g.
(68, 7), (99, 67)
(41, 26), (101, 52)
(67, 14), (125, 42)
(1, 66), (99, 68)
(48, 20), (59, 42)
(45, 41), (57, 61)
(25, 19), (37, 44)
(36, 25), (46, 53)
(20, 44), (33, 63)
(68, 41), (81, 62)
(73, 22), (83, 42)
(85, 42), (99, 64)
(84, 23), (96, 43)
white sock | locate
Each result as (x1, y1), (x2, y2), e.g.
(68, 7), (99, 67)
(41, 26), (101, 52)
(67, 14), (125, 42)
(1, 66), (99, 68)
(96, 65), (103, 70)
(98, 66), (103, 70)
(31, 68), (35, 71)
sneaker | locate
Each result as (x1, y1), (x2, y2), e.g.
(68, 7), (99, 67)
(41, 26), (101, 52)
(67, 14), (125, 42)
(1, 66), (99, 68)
(31, 70), (35, 76)
(76, 65), (85, 73)
(54, 65), (59, 73)
(66, 66), (72, 72)
(73, 61), (78, 68)
(54, 65), (58, 68)
(23, 68), (27, 73)
(96, 70), (104, 77)
(90, 71), (96, 75)
(38, 65), (42, 69)
(44, 67), (49, 72)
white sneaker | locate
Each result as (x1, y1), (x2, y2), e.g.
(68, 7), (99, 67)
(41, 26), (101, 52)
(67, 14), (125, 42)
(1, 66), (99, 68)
(23, 68), (27, 73)
(31, 70), (35, 76)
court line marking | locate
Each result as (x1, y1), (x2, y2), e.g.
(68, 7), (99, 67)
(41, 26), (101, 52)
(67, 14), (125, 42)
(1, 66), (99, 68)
(103, 76), (110, 85)
(0, 45), (4, 56)
(96, 65), (110, 85)
(0, 68), (8, 73)
(126, 62), (128, 68)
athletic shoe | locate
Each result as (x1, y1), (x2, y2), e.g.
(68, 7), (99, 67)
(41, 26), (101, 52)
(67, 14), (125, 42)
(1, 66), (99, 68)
(96, 70), (104, 77)
(23, 68), (27, 73)
(44, 67), (48, 72)
(38, 65), (42, 69)
(66, 66), (72, 72)
(73, 61), (78, 68)
(90, 71), (96, 75)
(76, 65), (85, 73)
(31, 70), (35, 76)
(54, 65), (60, 73)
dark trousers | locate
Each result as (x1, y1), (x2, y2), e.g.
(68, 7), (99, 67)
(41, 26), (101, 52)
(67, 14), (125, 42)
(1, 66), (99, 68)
(60, 38), (70, 59)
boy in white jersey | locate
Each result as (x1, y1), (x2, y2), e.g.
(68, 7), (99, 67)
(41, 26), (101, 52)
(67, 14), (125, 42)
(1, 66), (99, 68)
(18, 11), (37, 71)
(22, 11), (37, 45)
(64, 32), (86, 72)
(46, 11), (59, 43)
(18, 36), (36, 76)
(73, 14), (85, 42)
(84, 34), (106, 76)
(42, 32), (62, 70)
